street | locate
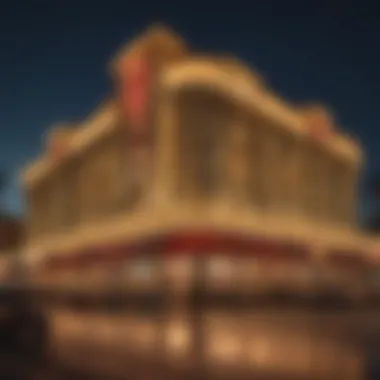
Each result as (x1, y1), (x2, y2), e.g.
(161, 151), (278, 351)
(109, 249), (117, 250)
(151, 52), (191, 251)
(2, 300), (379, 379)
(40, 305), (380, 380)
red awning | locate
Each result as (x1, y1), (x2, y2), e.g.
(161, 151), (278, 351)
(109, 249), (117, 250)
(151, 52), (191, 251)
(40, 230), (309, 273)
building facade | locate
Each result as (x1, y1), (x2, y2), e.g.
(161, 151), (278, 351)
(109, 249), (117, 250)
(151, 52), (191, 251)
(17, 24), (380, 380)
(19, 25), (374, 290)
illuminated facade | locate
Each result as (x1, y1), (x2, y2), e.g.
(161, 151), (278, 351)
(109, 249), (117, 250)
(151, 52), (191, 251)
(18, 25), (379, 380)
(19, 25), (374, 290)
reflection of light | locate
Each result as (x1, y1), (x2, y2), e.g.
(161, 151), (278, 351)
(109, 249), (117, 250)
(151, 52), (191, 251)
(209, 336), (241, 363)
(166, 257), (192, 291)
(250, 260), (260, 275)
(249, 337), (272, 367)
(120, 318), (155, 351)
(129, 258), (155, 283)
(208, 256), (233, 282)
(134, 323), (155, 349)
(97, 319), (115, 342)
(166, 320), (190, 356)
(239, 259), (260, 286)
(296, 265), (313, 281)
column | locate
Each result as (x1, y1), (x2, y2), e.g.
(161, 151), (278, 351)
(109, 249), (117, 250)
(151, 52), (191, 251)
(341, 165), (357, 227)
(248, 114), (266, 211)
(262, 123), (279, 214)
(152, 89), (177, 206)
(325, 156), (336, 224)
(316, 153), (330, 223)
(50, 169), (66, 233)
(285, 138), (303, 218)
(276, 132), (297, 215)
(310, 145), (325, 222)
(39, 179), (51, 236)
(64, 159), (79, 229)
(328, 159), (350, 227)
(224, 120), (250, 205)
(164, 256), (195, 368)
(299, 143), (313, 221)
(25, 185), (38, 242)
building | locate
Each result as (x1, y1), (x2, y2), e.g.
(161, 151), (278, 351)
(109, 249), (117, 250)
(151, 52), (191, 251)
(19, 25), (376, 290)
(18, 25), (380, 380)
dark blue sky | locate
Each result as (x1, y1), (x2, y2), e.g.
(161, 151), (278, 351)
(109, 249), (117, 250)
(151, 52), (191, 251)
(1, 0), (379, 218)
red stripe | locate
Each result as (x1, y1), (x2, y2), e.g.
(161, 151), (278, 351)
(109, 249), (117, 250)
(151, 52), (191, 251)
(41, 230), (309, 274)
(164, 231), (225, 253)
(327, 250), (368, 269)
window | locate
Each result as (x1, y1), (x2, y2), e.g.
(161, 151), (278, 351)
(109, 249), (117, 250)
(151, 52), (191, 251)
(277, 132), (298, 213)
(224, 119), (250, 202)
(37, 179), (52, 235)
(309, 145), (329, 221)
(91, 142), (123, 212)
(49, 168), (70, 232)
(176, 88), (233, 201)
(26, 186), (40, 240)
(249, 116), (267, 209)
(299, 143), (321, 221)
(164, 256), (193, 292)
(307, 144), (319, 219)
(62, 160), (80, 228)
(236, 258), (260, 289)
(77, 151), (97, 223)
(328, 159), (354, 226)
(206, 256), (235, 288)
(128, 257), (157, 287)
(77, 130), (129, 222)
(112, 127), (140, 211)
(130, 259), (155, 280)
(261, 124), (281, 212)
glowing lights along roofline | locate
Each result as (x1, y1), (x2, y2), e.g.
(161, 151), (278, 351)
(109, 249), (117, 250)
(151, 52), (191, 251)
(21, 204), (378, 269)
(20, 28), (362, 188)
(18, 25), (375, 274)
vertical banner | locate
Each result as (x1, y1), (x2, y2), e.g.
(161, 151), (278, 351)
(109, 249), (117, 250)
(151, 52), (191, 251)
(225, 123), (250, 201)
(119, 53), (150, 132)
(117, 52), (152, 193)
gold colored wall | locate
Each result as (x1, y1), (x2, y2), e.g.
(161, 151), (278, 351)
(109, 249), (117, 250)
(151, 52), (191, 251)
(168, 84), (359, 228)
(19, 26), (364, 262)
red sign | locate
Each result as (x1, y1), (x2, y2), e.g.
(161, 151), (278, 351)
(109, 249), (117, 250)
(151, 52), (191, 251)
(118, 54), (150, 133)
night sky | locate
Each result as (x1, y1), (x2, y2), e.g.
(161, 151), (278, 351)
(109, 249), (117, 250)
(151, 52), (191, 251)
(1, 0), (379, 220)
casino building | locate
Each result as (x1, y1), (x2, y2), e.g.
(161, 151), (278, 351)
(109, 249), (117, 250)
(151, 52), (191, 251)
(17, 24), (380, 380)
(19, 25), (374, 292)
